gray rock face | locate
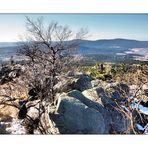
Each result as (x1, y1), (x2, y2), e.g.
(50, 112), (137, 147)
(91, 79), (112, 89)
(67, 90), (113, 133)
(54, 77), (75, 93)
(95, 87), (115, 106)
(111, 83), (130, 102)
(109, 108), (130, 133)
(52, 88), (130, 134)
(82, 88), (129, 133)
(82, 88), (103, 105)
(67, 90), (105, 112)
(74, 75), (92, 91)
(55, 95), (106, 134)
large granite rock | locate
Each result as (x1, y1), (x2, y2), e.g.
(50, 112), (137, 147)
(67, 90), (113, 133)
(95, 87), (116, 106)
(67, 90), (103, 109)
(54, 77), (75, 93)
(51, 89), (130, 134)
(111, 83), (130, 102)
(54, 95), (106, 134)
(73, 75), (92, 91)
(82, 88), (103, 105)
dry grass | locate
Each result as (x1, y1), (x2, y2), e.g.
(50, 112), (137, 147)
(0, 105), (19, 118)
(0, 81), (28, 100)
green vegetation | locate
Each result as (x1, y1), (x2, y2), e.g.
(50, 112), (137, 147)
(79, 54), (148, 66)
(80, 63), (112, 80)
(80, 62), (148, 85)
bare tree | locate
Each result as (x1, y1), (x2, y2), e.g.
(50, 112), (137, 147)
(19, 16), (88, 104)
(13, 16), (88, 134)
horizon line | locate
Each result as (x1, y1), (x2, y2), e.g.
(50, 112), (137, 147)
(1, 38), (148, 43)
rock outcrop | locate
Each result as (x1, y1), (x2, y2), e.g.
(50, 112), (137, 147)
(110, 83), (130, 102)
(73, 75), (92, 91)
(52, 94), (106, 134)
(51, 86), (130, 134)
(0, 64), (22, 85)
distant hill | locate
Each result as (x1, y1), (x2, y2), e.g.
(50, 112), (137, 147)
(0, 39), (148, 62)
(0, 42), (18, 62)
(0, 42), (17, 48)
(77, 39), (148, 55)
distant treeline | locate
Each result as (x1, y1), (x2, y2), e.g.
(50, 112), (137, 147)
(80, 54), (148, 66)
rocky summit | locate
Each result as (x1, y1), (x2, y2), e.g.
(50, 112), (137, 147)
(0, 63), (148, 134)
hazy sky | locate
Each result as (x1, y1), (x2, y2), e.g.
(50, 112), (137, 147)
(0, 14), (148, 42)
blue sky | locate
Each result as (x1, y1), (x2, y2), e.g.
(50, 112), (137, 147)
(0, 14), (148, 41)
